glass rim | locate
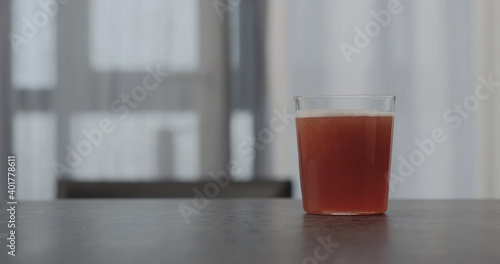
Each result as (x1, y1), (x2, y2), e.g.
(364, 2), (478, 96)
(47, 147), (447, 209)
(294, 94), (396, 101)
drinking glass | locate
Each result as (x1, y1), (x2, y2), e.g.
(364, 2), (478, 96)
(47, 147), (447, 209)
(295, 95), (395, 215)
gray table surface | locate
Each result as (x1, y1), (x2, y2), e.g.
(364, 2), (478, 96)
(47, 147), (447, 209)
(1, 199), (499, 264)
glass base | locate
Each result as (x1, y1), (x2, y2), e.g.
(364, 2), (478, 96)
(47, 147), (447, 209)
(306, 210), (385, 216)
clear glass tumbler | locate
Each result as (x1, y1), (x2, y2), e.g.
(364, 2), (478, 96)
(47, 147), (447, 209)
(295, 95), (395, 215)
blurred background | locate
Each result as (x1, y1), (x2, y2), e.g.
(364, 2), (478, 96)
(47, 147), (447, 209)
(0, 0), (499, 200)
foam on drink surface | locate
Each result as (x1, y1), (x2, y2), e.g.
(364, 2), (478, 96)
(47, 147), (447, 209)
(295, 109), (394, 118)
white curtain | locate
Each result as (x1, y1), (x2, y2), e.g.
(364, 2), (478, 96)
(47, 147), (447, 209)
(7, 0), (500, 200)
(475, 0), (500, 198)
(10, 0), (231, 200)
(264, 0), (500, 198)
